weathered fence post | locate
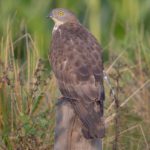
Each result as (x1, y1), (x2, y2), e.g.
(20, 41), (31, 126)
(54, 98), (102, 150)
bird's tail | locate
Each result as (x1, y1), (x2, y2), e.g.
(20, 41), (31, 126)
(70, 99), (105, 139)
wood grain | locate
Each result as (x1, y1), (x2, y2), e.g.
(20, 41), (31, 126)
(54, 98), (102, 150)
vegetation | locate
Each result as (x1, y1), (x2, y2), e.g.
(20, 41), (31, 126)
(0, 0), (150, 149)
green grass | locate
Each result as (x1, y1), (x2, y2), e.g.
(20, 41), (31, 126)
(0, 30), (58, 149)
(0, 0), (150, 149)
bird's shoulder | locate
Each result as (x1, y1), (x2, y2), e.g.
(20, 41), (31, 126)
(52, 23), (102, 54)
(52, 22), (92, 41)
(51, 22), (103, 80)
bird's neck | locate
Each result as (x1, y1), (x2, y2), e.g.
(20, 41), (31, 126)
(53, 20), (64, 32)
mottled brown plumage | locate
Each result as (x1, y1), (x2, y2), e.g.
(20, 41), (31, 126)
(48, 8), (105, 139)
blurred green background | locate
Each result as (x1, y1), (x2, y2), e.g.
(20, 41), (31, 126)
(0, 0), (150, 149)
(0, 0), (150, 58)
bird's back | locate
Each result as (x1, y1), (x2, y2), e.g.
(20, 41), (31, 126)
(50, 22), (105, 138)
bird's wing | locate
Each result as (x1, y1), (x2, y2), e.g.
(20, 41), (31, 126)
(50, 23), (105, 138)
(54, 23), (104, 103)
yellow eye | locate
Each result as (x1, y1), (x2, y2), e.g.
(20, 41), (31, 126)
(58, 11), (64, 16)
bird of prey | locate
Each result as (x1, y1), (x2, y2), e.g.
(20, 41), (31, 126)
(48, 8), (105, 139)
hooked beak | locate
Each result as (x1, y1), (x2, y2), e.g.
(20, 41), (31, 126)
(47, 12), (53, 19)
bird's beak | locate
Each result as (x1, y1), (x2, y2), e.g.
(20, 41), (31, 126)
(47, 12), (53, 19)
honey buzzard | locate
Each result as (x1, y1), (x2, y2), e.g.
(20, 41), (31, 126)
(48, 8), (105, 139)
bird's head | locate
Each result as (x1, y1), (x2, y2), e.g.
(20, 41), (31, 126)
(48, 8), (79, 26)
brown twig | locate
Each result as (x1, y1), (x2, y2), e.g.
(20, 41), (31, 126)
(112, 68), (120, 150)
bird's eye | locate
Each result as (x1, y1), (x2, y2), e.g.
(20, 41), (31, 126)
(58, 11), (64, 16)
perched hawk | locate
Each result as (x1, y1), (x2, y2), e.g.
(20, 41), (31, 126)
(48, 8), (105, 139)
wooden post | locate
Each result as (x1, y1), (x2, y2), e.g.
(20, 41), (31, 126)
(54, 98), (102, 150)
